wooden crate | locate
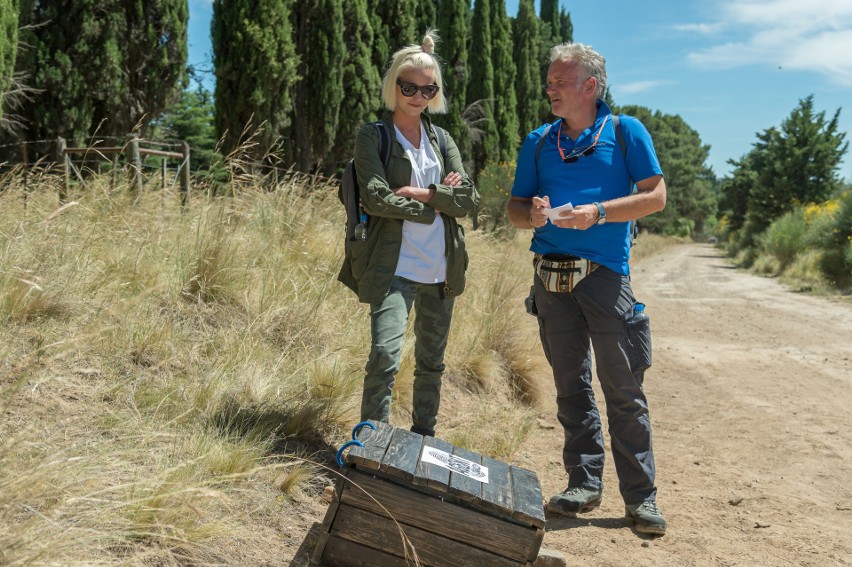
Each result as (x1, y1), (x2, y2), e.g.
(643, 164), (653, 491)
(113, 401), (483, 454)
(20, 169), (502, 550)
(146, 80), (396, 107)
(311, 421), (545, 567)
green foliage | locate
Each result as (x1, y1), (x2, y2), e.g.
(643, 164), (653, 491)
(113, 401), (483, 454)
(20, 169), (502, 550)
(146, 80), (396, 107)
(332, 0), (381, 165)
(467, 0), (498, 178)
(15, 0), (187, 142)
(414, 0), (438, 33)
(368, 0), (416, 84)
(758, 209), (807, 270)
(490, 0), (519, 162)
(818, 189), (852, 288)
(292, 0), (346, 172)
(476, 160), (515, 234)
(0, 0), (17, 122)
(153, 87), (220, 174)
(212, 0), (298, 160)
(619, 105), (716, 238)
(746, 95), (848, 234)
(512, 0), (542, 139)
(433, 0), (471, 162)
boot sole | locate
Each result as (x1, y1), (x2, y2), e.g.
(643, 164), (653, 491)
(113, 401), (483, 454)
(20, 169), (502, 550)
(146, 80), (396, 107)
(626, 512), (667, 535)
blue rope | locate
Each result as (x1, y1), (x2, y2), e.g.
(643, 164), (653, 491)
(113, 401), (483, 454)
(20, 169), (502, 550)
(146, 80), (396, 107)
(335, 440), (363, 468)
(351, 421), (375, 439)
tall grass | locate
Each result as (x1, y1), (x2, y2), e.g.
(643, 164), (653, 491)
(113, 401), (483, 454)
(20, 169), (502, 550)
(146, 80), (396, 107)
(0, 166), (546, 564)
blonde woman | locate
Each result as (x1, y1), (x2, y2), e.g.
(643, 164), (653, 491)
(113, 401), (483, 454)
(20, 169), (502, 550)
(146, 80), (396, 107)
(338, 31), (478, 437)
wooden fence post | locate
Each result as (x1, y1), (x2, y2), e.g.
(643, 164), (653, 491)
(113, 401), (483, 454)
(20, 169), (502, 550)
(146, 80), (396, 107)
(180, 141), (191, 207)
(55, 137), (68, 204)
(161, 158), (167, 190)
(111, 153), (119, 191)
(128, 134), (143, 198)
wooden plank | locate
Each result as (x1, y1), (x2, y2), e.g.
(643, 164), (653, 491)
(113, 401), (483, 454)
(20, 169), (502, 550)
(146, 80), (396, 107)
(380, 428), (423, 482)
(310, 471), (349, 565)
(318, 535), (412, 567)
(448, 445), (484, 504)
(347, 421), (394, 470)
(332, 503), (523, 567)
(413, 435), (454, 492)
(480, 455), (514, 519)
(341, 470), (535, 563)
(509, 466), (546, 529)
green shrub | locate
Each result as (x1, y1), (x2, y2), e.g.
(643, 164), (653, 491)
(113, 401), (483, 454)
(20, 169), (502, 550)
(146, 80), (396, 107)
(476, 161), (516, 234)
(759, 209), (807, 270)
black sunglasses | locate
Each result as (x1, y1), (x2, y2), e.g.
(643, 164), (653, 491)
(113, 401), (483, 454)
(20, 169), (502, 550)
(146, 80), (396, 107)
(396, 79), (440, 100)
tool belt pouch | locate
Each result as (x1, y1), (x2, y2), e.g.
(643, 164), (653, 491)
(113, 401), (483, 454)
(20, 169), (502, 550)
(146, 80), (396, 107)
(533, 254), (599, 293)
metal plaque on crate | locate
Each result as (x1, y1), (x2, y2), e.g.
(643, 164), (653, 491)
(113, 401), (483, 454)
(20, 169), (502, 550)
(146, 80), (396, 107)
(420, 446), (489, 483)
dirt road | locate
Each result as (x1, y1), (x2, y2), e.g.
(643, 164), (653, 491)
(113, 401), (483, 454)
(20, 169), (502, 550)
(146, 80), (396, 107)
(525, 243), (852, 566)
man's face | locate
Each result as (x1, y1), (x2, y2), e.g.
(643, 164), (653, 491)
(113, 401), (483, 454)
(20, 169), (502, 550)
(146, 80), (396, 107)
(545, 60), (593, 118)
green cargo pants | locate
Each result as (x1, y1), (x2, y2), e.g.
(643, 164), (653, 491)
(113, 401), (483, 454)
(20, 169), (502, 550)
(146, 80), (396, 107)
(361, 276), (455, 436)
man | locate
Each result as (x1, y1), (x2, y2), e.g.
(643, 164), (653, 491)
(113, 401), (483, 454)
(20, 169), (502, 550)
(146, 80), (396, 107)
(507, 42), (667, 536)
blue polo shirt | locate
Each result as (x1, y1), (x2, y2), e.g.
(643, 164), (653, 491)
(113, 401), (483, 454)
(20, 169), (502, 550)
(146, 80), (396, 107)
(511, 100), (662, 275)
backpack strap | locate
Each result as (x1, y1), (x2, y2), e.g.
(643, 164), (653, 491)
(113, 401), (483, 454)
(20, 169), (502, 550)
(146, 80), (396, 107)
(373, 121), (392, 171)
(432, 125), (449, 167)
(534, 123), (553, 181)
(612, 114), (640, 246)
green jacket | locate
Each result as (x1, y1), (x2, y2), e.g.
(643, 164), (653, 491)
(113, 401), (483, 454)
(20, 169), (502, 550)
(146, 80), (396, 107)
(338, 113), (479, 304)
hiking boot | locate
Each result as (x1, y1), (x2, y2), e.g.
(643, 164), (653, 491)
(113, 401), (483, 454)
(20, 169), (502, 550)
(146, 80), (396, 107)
(546, 486), (603, 518)
(625, 500), (667, 535)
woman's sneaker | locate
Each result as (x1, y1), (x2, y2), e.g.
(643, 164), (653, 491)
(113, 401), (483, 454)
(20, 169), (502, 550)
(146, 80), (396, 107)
(625, 500), (667, 535)
(546, 486), (603, 518)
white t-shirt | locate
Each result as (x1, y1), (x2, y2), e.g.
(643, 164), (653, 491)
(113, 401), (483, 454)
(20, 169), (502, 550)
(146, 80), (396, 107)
(393, 122), (446, 284)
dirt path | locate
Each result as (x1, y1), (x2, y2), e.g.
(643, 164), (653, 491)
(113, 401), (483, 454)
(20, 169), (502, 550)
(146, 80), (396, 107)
(523, 243), (852, 566)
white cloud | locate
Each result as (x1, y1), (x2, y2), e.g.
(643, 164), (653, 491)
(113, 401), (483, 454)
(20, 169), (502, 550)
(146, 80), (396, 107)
(685, 0), (852, 85)
(672, 23), (724, 35)
(614, 80), (675, 95)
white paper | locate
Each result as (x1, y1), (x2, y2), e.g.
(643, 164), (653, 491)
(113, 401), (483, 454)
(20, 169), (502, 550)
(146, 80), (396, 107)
(420, 446), (489, 484)
(546, 202), (574, 222)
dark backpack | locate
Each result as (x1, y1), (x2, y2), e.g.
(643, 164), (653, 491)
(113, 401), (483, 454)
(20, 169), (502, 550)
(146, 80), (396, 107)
(534, 114), (640, 245)
(339, 121), (448, 254)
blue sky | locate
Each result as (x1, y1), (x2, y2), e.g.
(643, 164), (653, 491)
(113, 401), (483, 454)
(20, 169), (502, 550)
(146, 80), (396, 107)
(187, 0), (852, 180)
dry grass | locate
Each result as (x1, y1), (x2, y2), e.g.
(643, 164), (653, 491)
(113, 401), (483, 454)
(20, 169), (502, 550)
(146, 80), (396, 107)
(0, 169), (547, 564)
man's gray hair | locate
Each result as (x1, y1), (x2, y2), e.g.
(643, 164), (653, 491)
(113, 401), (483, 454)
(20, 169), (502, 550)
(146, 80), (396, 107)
(550, 42), (607, 100)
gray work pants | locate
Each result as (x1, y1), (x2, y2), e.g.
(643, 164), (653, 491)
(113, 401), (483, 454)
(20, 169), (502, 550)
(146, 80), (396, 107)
(534, 266), (657, 505)
(361, 276), (454, 435)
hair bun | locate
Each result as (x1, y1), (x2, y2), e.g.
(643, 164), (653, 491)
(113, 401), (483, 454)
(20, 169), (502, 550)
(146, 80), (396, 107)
(422, 33), (435, 54)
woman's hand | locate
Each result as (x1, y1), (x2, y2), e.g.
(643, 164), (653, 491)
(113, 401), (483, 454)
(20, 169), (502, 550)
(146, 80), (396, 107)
(443, 171), (462, 186)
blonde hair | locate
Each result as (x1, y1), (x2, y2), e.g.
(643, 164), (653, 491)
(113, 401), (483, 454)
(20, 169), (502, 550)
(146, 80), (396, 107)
(381, 30), (447, 114)
(550, 42), (607, 100)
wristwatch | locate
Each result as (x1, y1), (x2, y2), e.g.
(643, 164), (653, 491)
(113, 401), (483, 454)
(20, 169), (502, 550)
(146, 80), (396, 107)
(594, 201), (607, 225)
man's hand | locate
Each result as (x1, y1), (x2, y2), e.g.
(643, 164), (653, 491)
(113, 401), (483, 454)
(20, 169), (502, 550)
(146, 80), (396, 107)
(530, 195), (550, 228)
(551, 203), (598, 230)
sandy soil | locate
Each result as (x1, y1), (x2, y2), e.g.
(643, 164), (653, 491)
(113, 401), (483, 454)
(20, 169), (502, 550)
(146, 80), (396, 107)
(289, 243), (852, 566)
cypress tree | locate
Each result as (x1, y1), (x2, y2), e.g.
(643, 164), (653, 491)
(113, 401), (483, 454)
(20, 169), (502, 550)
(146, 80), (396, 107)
(491, 0), (518, 161)
(0, 0), (17, 123)
(332, 0), (381, 166)
(367, 0), (416, 101)
(212, 0), (298, 161)
(513, 0), (543, 138)
(415, 1), (438, 33)
(435, 0), (470, 164)
(115, 0), (189, 135)
(14, 0), (186, 144)
(292, 0), (345, 172)
(467, 0), (497, 176)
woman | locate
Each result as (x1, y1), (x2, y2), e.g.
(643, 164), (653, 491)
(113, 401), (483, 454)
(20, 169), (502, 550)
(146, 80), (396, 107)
(338, 30), (479, 437)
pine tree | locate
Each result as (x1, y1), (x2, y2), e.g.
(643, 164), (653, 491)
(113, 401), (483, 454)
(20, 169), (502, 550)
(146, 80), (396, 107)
(435, 0), (470, 163)
(513, 0), (542, 138)
(467, 0), (498, 177)
(292, 0), (345, 172)
(0, 0), (17, 123)
(332, 0), (381, 166)
(491, 0), (518, 161)
(212, 0), (298, 161)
